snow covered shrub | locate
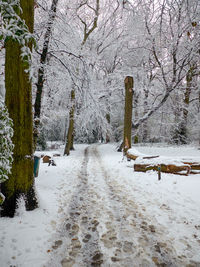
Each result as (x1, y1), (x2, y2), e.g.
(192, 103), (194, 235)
(15, 194), (26, 217)
(0, 98), (14, 183)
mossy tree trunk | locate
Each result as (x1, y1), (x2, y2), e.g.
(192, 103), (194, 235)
(1, 0), (38, 217)
(123, 76), (134, 153)
(64, 90), (75, 156)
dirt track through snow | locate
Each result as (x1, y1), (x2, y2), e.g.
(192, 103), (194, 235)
(48, 145), (199, 267)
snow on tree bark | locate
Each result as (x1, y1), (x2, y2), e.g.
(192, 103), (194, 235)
(123, 76), (133, 153)
(1, 0), (38, 217)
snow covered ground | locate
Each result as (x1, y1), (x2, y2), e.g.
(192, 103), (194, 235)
(0, 143), (200, 266)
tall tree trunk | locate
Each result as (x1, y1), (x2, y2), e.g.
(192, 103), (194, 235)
(106, 113), (110, 143)
(123, 76), (134, 153)
(63, 117), (67, 143)
(33, 0), (59, 148)
(1, 0), (37, 217)
(183, 66), (195, 120)
(133, 91), (139, 143)
(63, 0), (100, 152)
(179, 65), (195, 144)
(70, 132), (75, 151)
(142, 89), (149, 142)
(64, 90), (75, 156)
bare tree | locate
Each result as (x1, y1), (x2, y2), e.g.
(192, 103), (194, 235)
(34, 0), (59, 147)
(131, 0), (200, 133)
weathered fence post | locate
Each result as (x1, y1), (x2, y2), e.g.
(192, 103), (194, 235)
(158, 164), (161, 180)
(123, 76), (134, 154)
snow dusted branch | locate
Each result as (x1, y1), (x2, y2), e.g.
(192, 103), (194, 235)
(76, 0), (100, 45)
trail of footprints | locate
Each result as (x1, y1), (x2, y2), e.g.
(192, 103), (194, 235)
(50, 145), (200, 267)
(91, 146), (199, 266)
(58, 147), (103, 266)
(60, 212), (103, 266)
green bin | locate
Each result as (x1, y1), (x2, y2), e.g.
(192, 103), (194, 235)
(34, 156), (40, 177)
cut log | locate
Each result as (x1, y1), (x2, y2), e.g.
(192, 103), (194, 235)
(126, 148), (159, 161)
(134, 164), (154, 172)
(127, 147), (200, 175)
(127, 152), (159, 161)
(182, 162), (200, 170)
(126, 152), (138, 160)
(43, 155), (51, 163)
(134, 163), (191, 175)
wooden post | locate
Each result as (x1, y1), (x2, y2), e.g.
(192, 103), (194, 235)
(64, 90), (75, 156)
(158, 164), (161, 180)
(123, 76), (134, 153)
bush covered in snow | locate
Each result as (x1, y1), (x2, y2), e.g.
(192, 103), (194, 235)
(0, 98), (14, 183)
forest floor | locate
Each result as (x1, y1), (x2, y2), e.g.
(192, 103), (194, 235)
(1, 143), (200, 267)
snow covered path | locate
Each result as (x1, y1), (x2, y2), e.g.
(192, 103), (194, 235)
(48, 144), (200, 267)
(1, 144), (200, 267)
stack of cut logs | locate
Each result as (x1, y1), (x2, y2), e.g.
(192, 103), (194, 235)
(126, 149), (200, 176)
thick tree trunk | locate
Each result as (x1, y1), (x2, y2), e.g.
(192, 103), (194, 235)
(33, 0), (59, 148)
(64, 90), (75, 156)
(70, 133), (75, 151)
(1, 0), (37, 217)
(123, 76), (134, 153)
(174, 65), (195, 145)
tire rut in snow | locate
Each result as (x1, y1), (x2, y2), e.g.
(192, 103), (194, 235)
(91, 145), (186, 267)
(61, 147), (103, 267)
